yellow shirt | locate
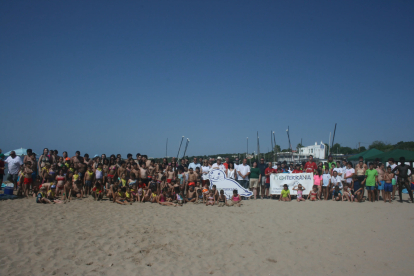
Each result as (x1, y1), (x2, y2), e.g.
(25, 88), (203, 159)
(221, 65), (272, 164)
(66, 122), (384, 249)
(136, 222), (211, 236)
(281, 189), (290, 198)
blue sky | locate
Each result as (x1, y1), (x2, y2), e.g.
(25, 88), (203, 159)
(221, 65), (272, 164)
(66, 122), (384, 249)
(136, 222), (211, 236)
(1, 0), (413, 158)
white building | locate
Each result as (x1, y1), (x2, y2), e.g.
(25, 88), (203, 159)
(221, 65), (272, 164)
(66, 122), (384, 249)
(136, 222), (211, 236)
(276, 141), (326, 163)
(299, 141), (326, 159)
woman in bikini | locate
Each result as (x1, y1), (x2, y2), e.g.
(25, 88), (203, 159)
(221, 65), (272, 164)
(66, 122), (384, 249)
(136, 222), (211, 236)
(55, 169), (66, 197)
(37, 148), (50, 172)
(107, 159), (117, 187)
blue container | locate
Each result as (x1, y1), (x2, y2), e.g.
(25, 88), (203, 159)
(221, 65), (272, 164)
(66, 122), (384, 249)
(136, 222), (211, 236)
(4, 187), (14, 195)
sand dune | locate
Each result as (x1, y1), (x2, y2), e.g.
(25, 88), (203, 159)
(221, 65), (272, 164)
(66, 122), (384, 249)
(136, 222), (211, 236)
(0, 195), (413, 275)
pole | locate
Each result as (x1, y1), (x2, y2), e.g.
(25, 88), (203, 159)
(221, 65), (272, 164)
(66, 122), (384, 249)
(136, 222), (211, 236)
(177, 136), (184, 160)
(271, 131), (274, 162)
(246, 137), (248, 160)
(331, 123), (337, 150)
(273, 131), (277, 162)
(328, 132), (331, 156)
(182, 138), (190, 158)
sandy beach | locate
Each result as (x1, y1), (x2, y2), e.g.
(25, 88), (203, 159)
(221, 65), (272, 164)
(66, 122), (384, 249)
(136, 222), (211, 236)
(0, 195), (413, 276)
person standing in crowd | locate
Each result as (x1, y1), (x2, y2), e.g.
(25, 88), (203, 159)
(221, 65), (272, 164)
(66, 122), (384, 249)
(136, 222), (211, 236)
(363, 163), (378, 202)
(264, 162), (274, 199)
(387, 158), (397, 200)
(258, 158), (267, 199)
(211, 157), (226, 171)
(223, 157), (230, 170)
(292, 164), (302, 173)
(234, 157), (240, 174)
(376, 163), (385, 201)
(344, 162), (355, 188)
(304, 155), (318, 174)
(0, 153), (5, 182)
(201, 160), (210, 185)
(237, 158), (250, 194)
(188, 157), (201, 171)
(38, 148), (50, 171)
(5, 151), (23, 189)
(226, 162), (236, 180)
(249, 162), (261, 200)
(327, 155), (335, 169)
(355, 159), (367, 199)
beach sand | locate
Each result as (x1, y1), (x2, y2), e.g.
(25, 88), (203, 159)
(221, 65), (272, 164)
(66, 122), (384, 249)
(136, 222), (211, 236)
(0, 195), (413, 276)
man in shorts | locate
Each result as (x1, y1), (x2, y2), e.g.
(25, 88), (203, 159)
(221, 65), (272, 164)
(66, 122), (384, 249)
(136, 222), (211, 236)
(5, 151), (23, 189)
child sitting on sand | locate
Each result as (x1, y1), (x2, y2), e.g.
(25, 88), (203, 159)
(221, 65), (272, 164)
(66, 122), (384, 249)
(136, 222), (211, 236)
(308, 185), (319, 201)
(217, 190), (227, 207)
(195, 189), (204, 204)
(92, 181), (104, 201)
(125, 187), (133, 203)
(206, 190), (215, 206)
(157, 189), (177, 207)
(47, 185), (63, 203)
(293, 184), (305, 202)
(352, 175), (364, 202)
(174, 186), (183, 206)
(333, 185), (342, 201)
(279, 184), (291, 202)
(342, 184), (353, 202)
(114, 187), (130, 205)
(36, 186), (52, 204)
(227, 189), (242, 207)
(185, 186), (196, 203)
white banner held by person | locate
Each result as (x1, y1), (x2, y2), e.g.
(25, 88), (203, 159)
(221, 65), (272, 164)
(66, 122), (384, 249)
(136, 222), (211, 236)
(208, 169), (253, 199)
(270, 173), (314, 195)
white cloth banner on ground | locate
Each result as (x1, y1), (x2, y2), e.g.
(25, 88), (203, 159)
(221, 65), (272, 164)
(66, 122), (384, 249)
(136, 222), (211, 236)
(270, 173), (314, 195)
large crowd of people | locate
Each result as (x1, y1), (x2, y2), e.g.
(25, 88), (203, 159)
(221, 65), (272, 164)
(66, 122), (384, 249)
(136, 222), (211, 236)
(1, 148), (413, 205)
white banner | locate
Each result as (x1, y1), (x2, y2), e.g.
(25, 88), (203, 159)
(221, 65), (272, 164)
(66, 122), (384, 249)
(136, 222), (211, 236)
(270, 173), (314, 195)
(208, 169), (253, 199)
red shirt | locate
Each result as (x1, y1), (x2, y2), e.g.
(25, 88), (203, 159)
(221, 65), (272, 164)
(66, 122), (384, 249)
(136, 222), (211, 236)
(264, 167), (275, 183)
(138, 183), (146, 189)
(292, 170), (303, 174)
(304, 161), (317, 173)
(223, 162), (229, 169)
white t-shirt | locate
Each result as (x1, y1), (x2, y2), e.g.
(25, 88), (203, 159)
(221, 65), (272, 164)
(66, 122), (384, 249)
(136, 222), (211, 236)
(211, 163), (226, 171)
(201, 166), (210, 180)
(5, 156), (23, 175)
(188, 162), (201, 171)
(322, 173), (331, 186)
(237, 164), (251, 180)
(333, 167), (343, 178)
(344, 168), (355, 183)
(330, 175), (343, 189)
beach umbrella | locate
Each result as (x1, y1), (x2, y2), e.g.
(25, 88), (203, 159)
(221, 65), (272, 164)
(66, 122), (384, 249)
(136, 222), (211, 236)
(4, 148), (36, 156)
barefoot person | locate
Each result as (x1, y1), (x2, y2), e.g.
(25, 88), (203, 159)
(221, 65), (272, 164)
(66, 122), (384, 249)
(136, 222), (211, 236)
(391, 157), (414, 203)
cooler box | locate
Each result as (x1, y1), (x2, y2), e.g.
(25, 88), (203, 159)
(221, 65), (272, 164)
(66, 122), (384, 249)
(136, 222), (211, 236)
(4, 187), (14, 195)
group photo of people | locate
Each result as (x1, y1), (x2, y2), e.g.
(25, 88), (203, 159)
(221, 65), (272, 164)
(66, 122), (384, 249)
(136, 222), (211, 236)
(2, 148), (413, 206)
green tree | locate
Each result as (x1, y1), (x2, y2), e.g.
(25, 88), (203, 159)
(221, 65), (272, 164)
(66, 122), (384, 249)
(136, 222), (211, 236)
(369, 141), (393, 152)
